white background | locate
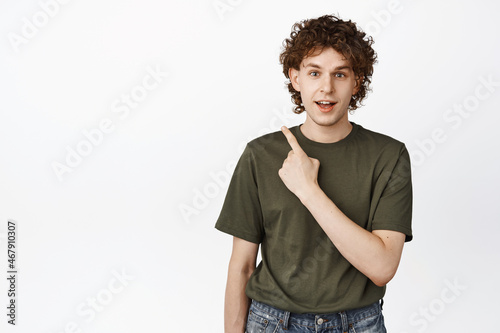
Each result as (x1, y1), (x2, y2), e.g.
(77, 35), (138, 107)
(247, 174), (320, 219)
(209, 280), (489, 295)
(1, 0), (499, 332)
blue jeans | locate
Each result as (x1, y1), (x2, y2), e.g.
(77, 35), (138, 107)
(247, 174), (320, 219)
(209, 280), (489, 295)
(245, 299), (386, 333)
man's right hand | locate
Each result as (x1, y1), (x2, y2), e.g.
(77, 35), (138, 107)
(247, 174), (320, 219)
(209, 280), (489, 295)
(224, 237), (259, 333)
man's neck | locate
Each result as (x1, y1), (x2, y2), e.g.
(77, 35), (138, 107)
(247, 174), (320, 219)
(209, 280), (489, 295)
(300, 118), (353, 143)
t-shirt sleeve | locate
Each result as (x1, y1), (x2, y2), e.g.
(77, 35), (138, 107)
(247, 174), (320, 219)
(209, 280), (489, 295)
(214, 144), (264, 244)
(371, 145), (413, 242)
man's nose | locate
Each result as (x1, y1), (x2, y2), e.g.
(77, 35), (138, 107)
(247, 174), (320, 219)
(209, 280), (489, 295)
(320, 75), (334, 93)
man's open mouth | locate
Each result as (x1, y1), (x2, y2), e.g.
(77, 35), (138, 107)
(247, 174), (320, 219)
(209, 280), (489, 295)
(315, 100), (337, 112)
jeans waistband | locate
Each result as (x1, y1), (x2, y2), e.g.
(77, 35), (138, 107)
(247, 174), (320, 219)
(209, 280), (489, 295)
(250, 299), (383, 331)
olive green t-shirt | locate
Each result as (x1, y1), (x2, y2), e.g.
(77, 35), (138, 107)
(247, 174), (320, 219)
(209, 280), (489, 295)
(215, 122), (413, 313)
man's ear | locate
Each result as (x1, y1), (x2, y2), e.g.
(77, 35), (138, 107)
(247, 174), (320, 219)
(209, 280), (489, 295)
(353, 75), (363, 95)
(289, 68), (300, 92)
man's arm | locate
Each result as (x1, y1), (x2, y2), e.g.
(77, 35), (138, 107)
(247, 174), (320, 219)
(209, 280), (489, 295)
(224, 236), (259, 333)
(299, 188), (405, 286)
(278, 126), (406, 287)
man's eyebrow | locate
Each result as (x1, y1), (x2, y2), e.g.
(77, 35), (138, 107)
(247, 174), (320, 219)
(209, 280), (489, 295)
(303, 63), (321, 69)
(302, 63), (352, 71)
(333, 65), (351, 71)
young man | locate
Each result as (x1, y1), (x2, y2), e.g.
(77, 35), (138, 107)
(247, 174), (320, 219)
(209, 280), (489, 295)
(215, 15), (412, 333)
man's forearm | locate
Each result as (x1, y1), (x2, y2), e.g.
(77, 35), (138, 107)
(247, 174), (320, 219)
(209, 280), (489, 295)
(224, 265), (254, 333)
(299, 185), (405, 287)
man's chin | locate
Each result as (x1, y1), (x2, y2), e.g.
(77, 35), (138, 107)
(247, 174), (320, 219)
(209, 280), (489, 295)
(306, 114), (348, 128)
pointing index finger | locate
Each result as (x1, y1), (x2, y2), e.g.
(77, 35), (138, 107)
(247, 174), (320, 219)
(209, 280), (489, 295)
(281, 126), (305, 156)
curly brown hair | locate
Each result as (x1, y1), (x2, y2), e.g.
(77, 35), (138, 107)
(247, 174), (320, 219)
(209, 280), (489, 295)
(279, 15), (377, 113)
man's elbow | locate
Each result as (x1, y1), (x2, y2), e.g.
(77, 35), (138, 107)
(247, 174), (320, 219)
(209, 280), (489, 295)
(370, 265), (398, 287)
(228, 258), (256, 278)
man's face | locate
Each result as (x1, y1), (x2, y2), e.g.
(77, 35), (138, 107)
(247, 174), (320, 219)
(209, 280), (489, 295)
(289, 47), (360, 129)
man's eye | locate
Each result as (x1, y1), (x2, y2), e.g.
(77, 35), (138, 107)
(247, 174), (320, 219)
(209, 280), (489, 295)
(335, 73), (346, 78)
(310, 72), (319, 77)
